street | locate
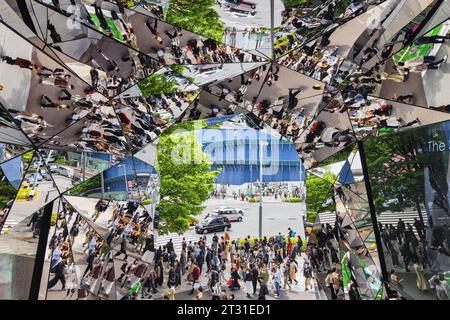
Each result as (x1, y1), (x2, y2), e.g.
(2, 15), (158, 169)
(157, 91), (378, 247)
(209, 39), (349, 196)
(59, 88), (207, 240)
(156, 197), (306, 251)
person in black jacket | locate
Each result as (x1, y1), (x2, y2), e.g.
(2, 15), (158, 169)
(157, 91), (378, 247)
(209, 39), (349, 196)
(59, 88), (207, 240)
(251, 264), (259, 295)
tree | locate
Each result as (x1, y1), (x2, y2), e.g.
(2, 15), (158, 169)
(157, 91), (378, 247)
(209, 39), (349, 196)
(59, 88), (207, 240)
(306, 171), (336, 222)
(138, 73), (179, 96)
(283, 0), (310, 8)
(156, 122), (220, 234)
(165, 0), (225, 42)
(363, 125), (450, 224)
(138, 66), (193, 96)
(66, 174), (102, 197)
(0, 169), (16, 208)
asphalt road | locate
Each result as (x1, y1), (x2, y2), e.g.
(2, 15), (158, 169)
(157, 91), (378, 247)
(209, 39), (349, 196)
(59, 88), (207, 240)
(183, 197), (306, 240)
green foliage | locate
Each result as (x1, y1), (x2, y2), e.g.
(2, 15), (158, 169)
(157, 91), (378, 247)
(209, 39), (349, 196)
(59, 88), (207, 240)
(138, 73), (178, 96)
(22, 151), (34, 163)
(157, 123), (220, 234)
(319, 146), (356, 167)
(305, 172), (336, 222)
(66, 174), (101, 197)
(55, 158), (67, 165)
(169, 65), (195, 83)
(283, 197), (302, 203)
(283, 0), (310, 8)
(0, 170), (17, 206)
(363, 127), (434, 214)
(165, 0), (225, 42)
(334, 0), (353, 18)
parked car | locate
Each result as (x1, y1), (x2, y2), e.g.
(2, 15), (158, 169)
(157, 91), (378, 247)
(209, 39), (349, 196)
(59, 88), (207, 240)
(195, 216), (231, 234)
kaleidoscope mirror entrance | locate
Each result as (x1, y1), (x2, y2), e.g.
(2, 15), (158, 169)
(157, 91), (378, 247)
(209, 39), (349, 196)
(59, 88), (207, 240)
(1, 0), (450, 301)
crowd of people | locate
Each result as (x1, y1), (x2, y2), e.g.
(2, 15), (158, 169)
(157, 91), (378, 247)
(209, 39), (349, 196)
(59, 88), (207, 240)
(346, 96), (421, 139)
(275, 0), (374, 57)
(153, 228), (316, 300)
(379, 218), (450, 300)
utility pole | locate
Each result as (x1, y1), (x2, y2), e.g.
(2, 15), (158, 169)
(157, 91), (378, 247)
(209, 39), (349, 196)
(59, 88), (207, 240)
(270, 0), (275, 60)
(259, 137), (263, 238)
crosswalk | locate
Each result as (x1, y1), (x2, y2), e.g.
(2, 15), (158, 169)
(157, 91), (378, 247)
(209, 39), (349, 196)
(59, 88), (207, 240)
(0, 218), (20, 234)
(0, 243), (13, 254)
(155, 233), (202, 254)
(316, 211), (425, 228)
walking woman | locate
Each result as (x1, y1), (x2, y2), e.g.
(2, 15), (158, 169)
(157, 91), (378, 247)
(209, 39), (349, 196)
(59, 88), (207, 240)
(155, 257), (164, 288)
(229, 265), (241, 291)
(244, 266), (253, 298)
(289, 259), (298, 285)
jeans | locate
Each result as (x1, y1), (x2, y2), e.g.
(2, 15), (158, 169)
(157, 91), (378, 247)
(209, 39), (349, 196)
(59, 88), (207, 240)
(275, 281), (281, 296)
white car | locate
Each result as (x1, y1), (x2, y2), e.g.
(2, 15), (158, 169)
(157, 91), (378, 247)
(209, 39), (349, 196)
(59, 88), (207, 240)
(209, 209), (243, 222)
(213, 206), (244, 214)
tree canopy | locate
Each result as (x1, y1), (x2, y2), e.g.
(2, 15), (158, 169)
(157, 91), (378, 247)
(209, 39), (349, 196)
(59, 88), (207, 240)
(306, 171), (336, 222)
(165, 0), (225, 42)
(156, 122), (220, 234)
(363, 126), (450, 217)
(138, 73), (179, 96)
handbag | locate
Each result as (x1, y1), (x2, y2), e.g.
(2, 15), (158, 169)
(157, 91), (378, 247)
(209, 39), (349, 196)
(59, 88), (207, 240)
(77, 288), (88, 299)
(227, 278), (233, 286)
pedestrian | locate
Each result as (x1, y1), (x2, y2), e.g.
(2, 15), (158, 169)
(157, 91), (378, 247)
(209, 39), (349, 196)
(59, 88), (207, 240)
(303, 262), (313, 291)
(47, 254), (66, 290)
(289, 259), (298, 285)
(258, 277), (269, 300)
(273, 264), (282, 298)
(251, 263), (259, 295)
(325, 270), (336, 299)
(244, 266), (253, 298)
(189, 263), (201, 294)
(229, 266), (241, 291)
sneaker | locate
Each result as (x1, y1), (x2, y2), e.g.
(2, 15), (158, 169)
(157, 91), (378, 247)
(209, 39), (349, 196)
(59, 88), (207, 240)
(438, 55), (448, 69)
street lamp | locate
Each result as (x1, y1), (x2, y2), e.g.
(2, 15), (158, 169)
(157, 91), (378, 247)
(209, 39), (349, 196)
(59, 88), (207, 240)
(270, 0), (275, 60)
(259, 136), (268, 238)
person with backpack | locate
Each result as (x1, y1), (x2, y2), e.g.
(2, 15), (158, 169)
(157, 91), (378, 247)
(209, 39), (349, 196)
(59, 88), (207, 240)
(209, 265), (219, 291)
